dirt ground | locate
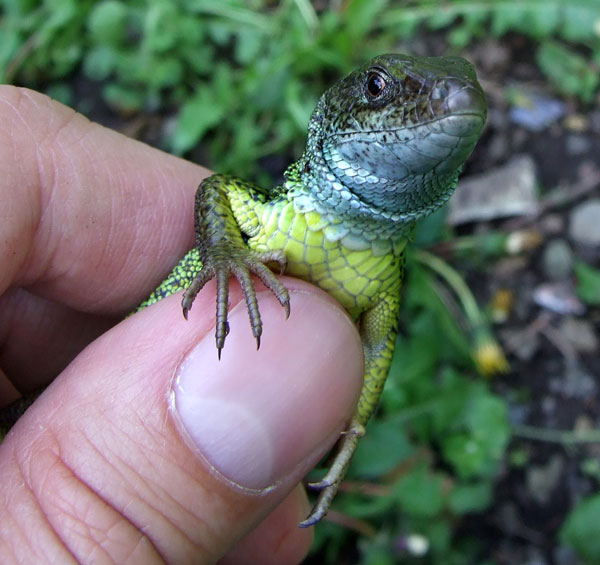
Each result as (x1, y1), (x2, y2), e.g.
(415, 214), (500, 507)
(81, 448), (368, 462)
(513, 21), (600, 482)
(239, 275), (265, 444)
(452, 36), (600, 565)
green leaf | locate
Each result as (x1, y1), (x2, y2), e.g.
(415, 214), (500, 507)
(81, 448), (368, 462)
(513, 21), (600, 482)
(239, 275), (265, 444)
(351, 419), (414, 478)
(234, 28), (265, 65)
(344, 0), (389, 39)
(395, 466), (445, 517)
(427, 10), (459, 31)
(143, 3), (180, 53)
(0, 25), (20, 82)
(466, 393), (509, 450)
(536, 40), (599, 103)
(442, 390), (509, 479)
(361, 543), (397, 565)
(443, 434), (488, 479)
(426, 519), (452, 555)
(83, 45), (117, 80)
(87, 0), (127, 45)
(562, 3), (600, 41)
(339, 490), (396, 520)
(490, 3), (559, 38)
(285, 79), (315, 132)
(449, 482), (492, 514)
(575, 261), (600, 305)
(525, 4), (560, 37)
(45, 82), (72, 106)
(390, 324), (439, 390)
(448, 26), (476, 48)
(171, 89), (225, 154)
(102, 83), (145, 113)
(430, 372), (474, 434)
(560, 493), (600, 562)
(146, 57), (184, 89)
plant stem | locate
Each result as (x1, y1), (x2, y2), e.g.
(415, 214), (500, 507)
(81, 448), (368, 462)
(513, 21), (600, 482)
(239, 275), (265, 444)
(513, 424), (600, 444)
(415, 249), (483, 328)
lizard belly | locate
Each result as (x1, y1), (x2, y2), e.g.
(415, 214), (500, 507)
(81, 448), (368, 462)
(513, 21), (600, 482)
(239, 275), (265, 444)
(248, 202), (403, 317)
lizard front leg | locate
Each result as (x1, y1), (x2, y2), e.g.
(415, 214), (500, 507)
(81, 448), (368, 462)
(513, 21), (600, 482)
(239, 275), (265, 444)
(299, 281), (402, 527)
(144, 174), (290, 357)
(182, 175), (291, 356)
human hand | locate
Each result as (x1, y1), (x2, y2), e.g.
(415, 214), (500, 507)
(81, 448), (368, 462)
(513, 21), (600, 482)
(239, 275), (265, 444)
(0, 87), (364, 564)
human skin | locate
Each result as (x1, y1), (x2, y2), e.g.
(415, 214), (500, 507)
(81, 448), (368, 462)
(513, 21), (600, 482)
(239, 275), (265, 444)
(0, 87), (364, 564)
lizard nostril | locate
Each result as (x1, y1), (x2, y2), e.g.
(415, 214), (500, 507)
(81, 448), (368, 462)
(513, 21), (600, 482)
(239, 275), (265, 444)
(439, 79), (487, 117)
(452, 86), (486, 120)
(431, 83), (449, 99)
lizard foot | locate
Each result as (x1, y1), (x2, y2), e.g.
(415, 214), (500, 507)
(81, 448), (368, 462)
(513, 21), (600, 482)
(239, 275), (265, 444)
(182, 248), (289, 357)
(299, 419), (365, 528)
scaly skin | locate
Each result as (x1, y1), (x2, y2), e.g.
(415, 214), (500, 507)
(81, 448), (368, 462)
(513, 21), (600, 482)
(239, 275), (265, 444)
(139, 53), (487, 526)
(1, 54), (487, 525)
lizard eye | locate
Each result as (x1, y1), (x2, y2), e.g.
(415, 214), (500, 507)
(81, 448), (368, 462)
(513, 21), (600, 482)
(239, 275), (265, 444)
(366, 71), (387, 99)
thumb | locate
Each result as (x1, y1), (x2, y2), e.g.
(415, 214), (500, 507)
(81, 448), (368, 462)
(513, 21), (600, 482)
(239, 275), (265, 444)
(0, 279), (363, 563)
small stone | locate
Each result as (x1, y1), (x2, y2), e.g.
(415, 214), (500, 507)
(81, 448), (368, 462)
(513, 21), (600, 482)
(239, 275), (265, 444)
(526, 454), (564, 505)
(554, 545), (580, 565)
(507, 330), (540, 362)
(496, 502), (520, 536)
(541, 395), (556, 416)
(574, 414), (595, 432)
(449, 155), (539, 224)
(509, 91), (566, 132)
(533, 282), (585, 315)
(487, 130), (510, 162)
(524, 546), (549, 565)
(564, 113), (589, 132)
(557, 317), (599, 353)
(550, 361), (597, 398)
(477, 40), (511, 72)
(590, 110), (600, 134)
(569, 199), (600, 246)
(540, 213), (564, 236)
(494, 256), (529, 279)
(506, 230), (543, 254)
(565, 134), (591, 155)
(542, 239), (574, 280)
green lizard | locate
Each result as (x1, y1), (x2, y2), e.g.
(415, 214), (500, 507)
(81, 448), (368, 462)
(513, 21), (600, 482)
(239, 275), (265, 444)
(137, 53), (487, 526)
(1, 53), (486, 527)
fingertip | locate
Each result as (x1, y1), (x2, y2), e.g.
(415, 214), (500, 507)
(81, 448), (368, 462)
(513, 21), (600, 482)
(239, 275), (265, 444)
(173, 286), (364, 491)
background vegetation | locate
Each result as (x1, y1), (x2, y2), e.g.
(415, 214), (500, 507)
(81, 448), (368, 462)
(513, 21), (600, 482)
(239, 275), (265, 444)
(2, 0), (599, 562)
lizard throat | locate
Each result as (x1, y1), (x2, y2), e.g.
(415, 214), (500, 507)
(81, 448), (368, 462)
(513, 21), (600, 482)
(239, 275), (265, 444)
(283, 155), (457, 255)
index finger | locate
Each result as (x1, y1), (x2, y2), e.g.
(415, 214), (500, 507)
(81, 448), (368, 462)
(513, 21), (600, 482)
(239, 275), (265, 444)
(0, 86), (209, 314)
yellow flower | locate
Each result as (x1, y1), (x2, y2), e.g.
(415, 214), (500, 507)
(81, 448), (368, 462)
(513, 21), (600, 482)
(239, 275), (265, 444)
(473, 333), (509, 377)
(489, 289), (514, 323)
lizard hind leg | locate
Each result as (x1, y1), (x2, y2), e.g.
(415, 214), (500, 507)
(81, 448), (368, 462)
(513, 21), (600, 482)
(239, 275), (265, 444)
(299, 418), (365, 528)
(300, 290), (400, 527)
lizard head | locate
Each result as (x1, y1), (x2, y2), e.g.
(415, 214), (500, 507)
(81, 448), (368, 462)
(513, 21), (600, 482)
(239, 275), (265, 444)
(304, 53), (487, 222)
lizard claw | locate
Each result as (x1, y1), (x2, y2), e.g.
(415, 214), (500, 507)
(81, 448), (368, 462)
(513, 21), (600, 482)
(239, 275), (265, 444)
(183, 247), (289, 357)
(299, 419), (364, 527)
(182, 266), (214, 319)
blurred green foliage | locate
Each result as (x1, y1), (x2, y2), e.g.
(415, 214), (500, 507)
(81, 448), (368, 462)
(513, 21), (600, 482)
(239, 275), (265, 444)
(575, 260), (600, 305)
(2, 0), (599, 178)
(560, 493), (600, 563)
(2, 0), (599, 562)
